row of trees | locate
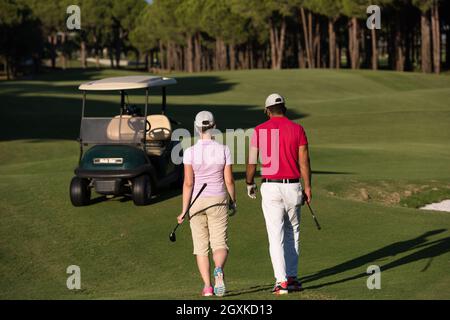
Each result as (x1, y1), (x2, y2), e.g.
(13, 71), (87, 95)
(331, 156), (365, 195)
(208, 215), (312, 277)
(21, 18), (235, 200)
(131, 0), (449, 74)
(1, 0), (449, 79)
(0, 0), (147, 78)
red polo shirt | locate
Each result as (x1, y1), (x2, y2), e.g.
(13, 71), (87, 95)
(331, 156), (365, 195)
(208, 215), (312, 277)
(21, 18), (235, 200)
(251, 116), (308, 179)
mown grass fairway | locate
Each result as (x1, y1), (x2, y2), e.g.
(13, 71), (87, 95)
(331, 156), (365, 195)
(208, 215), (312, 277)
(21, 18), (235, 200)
(0, 69), (449, 299)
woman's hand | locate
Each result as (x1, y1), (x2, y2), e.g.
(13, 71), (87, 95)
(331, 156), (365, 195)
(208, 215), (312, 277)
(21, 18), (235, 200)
(228, 200), (237, 217)
(177, 213), (185, 224)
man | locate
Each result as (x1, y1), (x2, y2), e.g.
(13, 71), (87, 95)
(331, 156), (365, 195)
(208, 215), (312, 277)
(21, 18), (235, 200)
(246, 93), (312, 295)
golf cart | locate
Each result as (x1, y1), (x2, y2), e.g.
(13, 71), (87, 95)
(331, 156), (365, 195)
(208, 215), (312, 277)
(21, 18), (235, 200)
(70, 76), (183, 207)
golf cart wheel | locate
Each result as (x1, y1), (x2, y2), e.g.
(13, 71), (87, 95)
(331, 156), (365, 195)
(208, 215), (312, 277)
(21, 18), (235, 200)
(132, 175), (153, 206)
(70, 177), (91, 207)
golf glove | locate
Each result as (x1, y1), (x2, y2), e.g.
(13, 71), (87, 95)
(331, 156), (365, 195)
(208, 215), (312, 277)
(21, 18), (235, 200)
(247, 183), (257, 199)
(228, 200), (237, 217)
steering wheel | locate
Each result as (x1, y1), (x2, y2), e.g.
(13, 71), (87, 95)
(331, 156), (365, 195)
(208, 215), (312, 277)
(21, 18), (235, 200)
(148, 127), (171, 139)
(145, 120), (152, 133)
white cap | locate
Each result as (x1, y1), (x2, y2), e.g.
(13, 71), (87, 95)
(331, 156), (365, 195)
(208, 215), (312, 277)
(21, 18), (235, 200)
(265, 93), (285, 109)
(195, 111), (215, 128)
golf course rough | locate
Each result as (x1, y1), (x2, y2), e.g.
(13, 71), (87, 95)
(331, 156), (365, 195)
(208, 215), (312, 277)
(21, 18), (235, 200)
(0, 68), (449, 299)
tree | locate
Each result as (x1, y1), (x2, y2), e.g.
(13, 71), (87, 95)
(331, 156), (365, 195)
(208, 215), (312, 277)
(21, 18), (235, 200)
(29, 0), (67, 69)
(232, 0), (295, 70)
(110, 0), (147, 68)
(201, 0), (249, 70)
(341, 0), (370, 69)
(413, 0), (441, 73)
(302, 0), (344, 69)
(79, 0), (113, 69)
(130, 4), (160, 71)
(175, 0), (206, 72)
(316, 0), (343, 69)
(0, 0), (43, 79)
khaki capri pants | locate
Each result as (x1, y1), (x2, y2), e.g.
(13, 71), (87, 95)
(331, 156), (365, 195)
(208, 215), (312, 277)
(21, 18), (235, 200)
(189, 196), (229, 256)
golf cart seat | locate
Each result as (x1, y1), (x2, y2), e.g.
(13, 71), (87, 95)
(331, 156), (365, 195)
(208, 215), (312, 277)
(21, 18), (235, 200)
(145, 115), (172, 156)
(107, 115), (143, 142)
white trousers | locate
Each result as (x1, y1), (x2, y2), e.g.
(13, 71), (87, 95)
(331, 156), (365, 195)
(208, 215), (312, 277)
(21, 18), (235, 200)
(260, 182), (303, 282)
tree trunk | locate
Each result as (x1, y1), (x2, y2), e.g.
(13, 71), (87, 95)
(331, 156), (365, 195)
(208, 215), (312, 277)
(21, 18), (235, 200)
(371, 27), (378, 70)
(308, 12), (314, 67)
(277, 18), (287, 69)
(167, 41), (172, 71)
(150, 51), (154, 71)
(297, 33), (306, 68)
(336, 44), (341, 69)
(115, 30), (122, 69)
(421, 11), (432, 73)
(269, 17), (287, 70)
(108, 47), (114, 68)
(328, 18), (336, 69)
(446, 28), (450, 69)
(269, 19), (278, 69)
(349, 17), (360, 69)
(175, 44), (182, 71)
(221, 40), (227, 70)
(431, 1), (441, 74)
(229, 44), (236, 70)
(395, 25), (405, 71)
(250, 43), (255, 69)
(96, 54), (100, 69)
(92, 35), (100, 69)
(49, 34), (57, 69)
(214, 40), (220, 70)
(5, 58), (10, 80)
(194, 32), (201, 72)
(186, 35), (194, 73)
(245, 44), (251, 69)
(61, 32), (68, 69)
(314, 21), (320, 68)
(80, 40), (87, 69)
(159, 40), (166, 70)
(300, 8), (313, 68)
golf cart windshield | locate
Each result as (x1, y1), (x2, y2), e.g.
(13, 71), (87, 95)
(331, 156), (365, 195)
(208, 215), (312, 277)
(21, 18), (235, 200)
(80, 116), (146, 145)
(77, 76), (176, 147)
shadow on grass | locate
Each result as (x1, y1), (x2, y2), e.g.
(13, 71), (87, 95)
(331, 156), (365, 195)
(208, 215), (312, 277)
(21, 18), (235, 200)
(0, 71), (236, 97)
(87, 186), (182, 206)
(226, 284), (274, 297)
(0, 70), (309, 141)
(0, 94), (307, 141)
(226, 229), (448, 297)
(300, 229), (449, 290)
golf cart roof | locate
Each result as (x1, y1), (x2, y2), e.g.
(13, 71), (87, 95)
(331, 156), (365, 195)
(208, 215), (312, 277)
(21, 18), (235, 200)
(79, 76), (177, 91)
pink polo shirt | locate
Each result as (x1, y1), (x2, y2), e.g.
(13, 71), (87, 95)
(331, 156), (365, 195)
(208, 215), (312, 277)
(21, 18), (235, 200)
(183, 139), (232, 197)
(251, 117), (308, 179)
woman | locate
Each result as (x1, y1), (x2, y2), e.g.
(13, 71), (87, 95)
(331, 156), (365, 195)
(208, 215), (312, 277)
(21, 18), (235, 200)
(177, 111), (236, 297)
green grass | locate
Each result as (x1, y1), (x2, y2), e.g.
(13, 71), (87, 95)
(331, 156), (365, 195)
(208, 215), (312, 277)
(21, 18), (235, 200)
(0, 68), (449, 300)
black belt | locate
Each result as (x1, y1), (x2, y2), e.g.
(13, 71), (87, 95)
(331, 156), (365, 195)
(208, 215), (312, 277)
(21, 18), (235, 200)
(262, 179), (300, 184)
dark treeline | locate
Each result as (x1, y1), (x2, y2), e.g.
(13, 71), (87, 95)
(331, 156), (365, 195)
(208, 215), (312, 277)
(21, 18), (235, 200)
(1, 0), (449, 79)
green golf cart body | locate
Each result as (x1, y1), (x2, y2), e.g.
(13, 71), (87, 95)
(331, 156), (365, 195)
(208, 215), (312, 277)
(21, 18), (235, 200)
(70, 76), (183, 206)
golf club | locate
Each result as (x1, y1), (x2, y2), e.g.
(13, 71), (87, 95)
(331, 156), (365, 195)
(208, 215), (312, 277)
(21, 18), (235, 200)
(305, 200), (322, 231)
(169, 183), (207, 242)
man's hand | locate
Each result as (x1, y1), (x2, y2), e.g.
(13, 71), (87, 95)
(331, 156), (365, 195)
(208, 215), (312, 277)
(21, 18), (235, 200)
(247, 183), (257, 199)
(303, 187), (312, 204)
(177, 213), (185, 224)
